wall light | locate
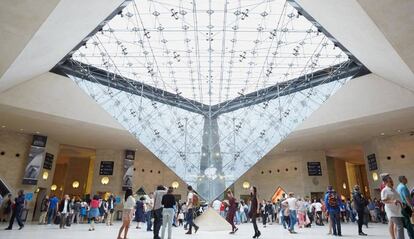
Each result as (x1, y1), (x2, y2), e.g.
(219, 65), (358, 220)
(72, 181), (80, 189)
(42, 171), (49, 180)
(172, 181), (179, 189)
(51, 184), (57, 191)
(242, 181), (250, 189)
(101, 176), (110, 185)
(372, 172), (379, 181)
(342, 182), (347, 190)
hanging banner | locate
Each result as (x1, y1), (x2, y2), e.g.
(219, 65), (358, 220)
(22, 135), (47, 185)
(122, 150), (135, 191)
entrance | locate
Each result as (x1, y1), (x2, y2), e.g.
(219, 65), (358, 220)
(32, 188), (47, 221)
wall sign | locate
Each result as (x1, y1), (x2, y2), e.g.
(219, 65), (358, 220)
(43, 153), (54, 170)
(307, 162), (322, 176)
(367, 153), (378, 171)
(99, 161), (114, 175)
(23, 135), (47, 185)
(122, 150), (135, 191)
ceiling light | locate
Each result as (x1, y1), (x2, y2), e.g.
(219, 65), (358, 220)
(1, 125), (5, 128)
(380, 132), (385, 136)
(20, 128), (24, 131)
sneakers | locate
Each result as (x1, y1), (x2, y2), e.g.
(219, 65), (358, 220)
(359, 232), (367, 236)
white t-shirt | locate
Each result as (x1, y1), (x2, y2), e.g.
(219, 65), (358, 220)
(212, 200), (221, 211)
(381, 186), (402, 218)
(187, 192), (194, 209)
(124, 195), (136, 210)
(312, 202), (323, 212)
(285, 197), (298, 210)
(62, 200), (68, 214)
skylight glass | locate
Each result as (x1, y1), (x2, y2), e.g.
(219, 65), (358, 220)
(72, 0), (348, 105)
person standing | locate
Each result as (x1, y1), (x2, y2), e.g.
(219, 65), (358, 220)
(117, 189), (135, 239)
(39, 195), (49, 224)
(58, 194), (70, 229)
(185, 185), (199, 235)
(106, 194), (115, 226)
(0, 194), (12, 222)
(47, 195), (59, 224)
(153, 185), (167, 239)
(225, 190), (238, 234)
(161, 187), (176, 239)
(5, 189), (25, 230)
(396, 175), (414, 239)
(382, 174), (405, 239)
(145, 192), (154, 231)
(352, 185), (368, 236)
(324, 186), (343, 236)
(283, 192), (298, 234)
(135, 196), (146, 229)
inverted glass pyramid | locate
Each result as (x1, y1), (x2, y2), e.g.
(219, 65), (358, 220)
(56, 0), (365, 201)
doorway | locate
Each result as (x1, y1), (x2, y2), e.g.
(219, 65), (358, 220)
(32, 188), (46, 221)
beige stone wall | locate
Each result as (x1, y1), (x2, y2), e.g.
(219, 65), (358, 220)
(233, 150), (329, 201)
(363, 134), (414, 198)
(0, 130), (59, 221)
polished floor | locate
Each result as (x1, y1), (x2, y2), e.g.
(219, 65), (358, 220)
(0, 221), (396, 239)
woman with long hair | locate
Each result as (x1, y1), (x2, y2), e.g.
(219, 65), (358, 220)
(226, 190), (238, 234)
(249, 186), (261, 238)
(117, 189), (135, 239)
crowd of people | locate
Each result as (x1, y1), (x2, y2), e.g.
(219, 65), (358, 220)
(0, 173), (413, 239)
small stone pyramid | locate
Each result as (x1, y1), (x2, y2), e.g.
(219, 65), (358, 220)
(194, 207), (232, 231)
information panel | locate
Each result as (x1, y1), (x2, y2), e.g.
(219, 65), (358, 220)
(367, 154), (378, 171)
(99, 161), (114, 175)
(307, 162), (322, 176)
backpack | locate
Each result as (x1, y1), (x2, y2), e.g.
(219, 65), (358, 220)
(192, 193), (199, 207)
(328, 192), (338, 208)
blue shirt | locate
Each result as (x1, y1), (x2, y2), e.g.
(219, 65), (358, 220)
(397, 183), (411, 205)
(49, 196), (59, 209)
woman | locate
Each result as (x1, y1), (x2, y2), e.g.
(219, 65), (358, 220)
(297, 198), (306, 228)
(226, 190), (238, 234)
(161, 187), (176, 239)
(117, 189), (135, 239)
(135, 196), (145, 229)
(249, 186), (261, 238)
(0, 194), (12, 222)
(239, 201), (247, 223)
(88, 195), (100, 231)
(261, 200), (268, 228)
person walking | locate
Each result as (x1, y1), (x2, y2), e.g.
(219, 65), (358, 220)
(185, 185), (199, 235)
(352, 185), (368, 236)
(0, 194), (12, 222)
(106, 194), (115, 226)
(324, 186), (343, 236)
(225, 190), (238, 234)
(260, 200), (268, 228)
(88, 195), (100, 231)
(249, 186), (261, 238)
(117, 189), (136, 239)
(38, 195), (49, 224)
(161, 187), (176, 239)
(153, 185), (167, 239)
(47, 195), (59, 224)
(396, 175), (414, 239)
(145, 192), (154, 231)
(382, 174), (405, 239)
(283, 192), (298, 234)
(5, 190), (25, 230)
(57, 194), (70, 229)
(135, 196), (146, 229)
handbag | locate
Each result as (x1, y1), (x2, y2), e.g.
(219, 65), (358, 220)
(54, 214), (61, 225)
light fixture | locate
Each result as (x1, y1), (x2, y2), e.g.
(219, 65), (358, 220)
(42, 171), (49, 180)
(101, 176), (110, 185)
(72, 181), (80, 188)
(36, 131), (40, 134)
(51, 184), (57, 191)
(342, 182), (347, 190)
(372, 172), (379, 181)
(242, 181), (250, 189)
(20, 128), (24, 131)
(380, 132), (385, 136)
(172, 181), (179, 189)
(35, 188), (40, 193)
(1, 125), (5, 128)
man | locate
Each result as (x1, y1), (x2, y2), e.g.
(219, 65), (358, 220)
(381, 174), (405, 239)
(283, 192), (298, 234)
(145, 192), (154, 231)
(324, 186), (343, 236)
(352, 185), (368, 236)
(47, 195), (59, 224)
(5, 190), (25, 230)
(396, 176), (414, 239)
(39, 195), (49, 224)
(153, 185), (167, 239)
(58, 194), (70, 229)
(185, 185), (199, 235)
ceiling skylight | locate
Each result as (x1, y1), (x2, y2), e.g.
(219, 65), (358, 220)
(72, 0), (348, 105)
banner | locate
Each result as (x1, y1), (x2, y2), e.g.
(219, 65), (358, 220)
(22, 135), (47, 185)
(122, 150), (135, 191)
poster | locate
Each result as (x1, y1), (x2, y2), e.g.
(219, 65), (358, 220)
(22, 135), (47, 185)
(122, 150), (135, 191)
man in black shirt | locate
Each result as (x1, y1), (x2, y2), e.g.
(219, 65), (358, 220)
(161, 187), (176, 239)
(352, 185), (368, 236)
(5, 190), (25, 230)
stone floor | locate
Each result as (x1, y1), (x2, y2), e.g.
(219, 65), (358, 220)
(0, 221), (397, 239)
